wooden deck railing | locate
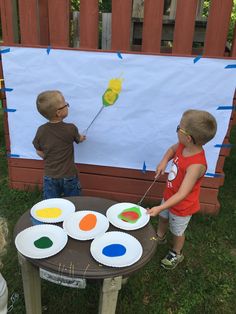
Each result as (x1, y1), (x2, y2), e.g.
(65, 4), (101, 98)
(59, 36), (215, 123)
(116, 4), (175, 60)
(0, 0), (235, 214)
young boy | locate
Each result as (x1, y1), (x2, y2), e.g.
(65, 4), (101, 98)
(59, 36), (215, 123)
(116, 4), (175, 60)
(147, 109), (217, 269)
(33, 90), (86, 199)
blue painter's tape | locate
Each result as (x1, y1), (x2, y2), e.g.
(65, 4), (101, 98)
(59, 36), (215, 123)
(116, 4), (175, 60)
(3, 108), (16, 112)
(193, 55), (201, 63)
(217, 106), (236, 110)
(205, 172), (224, 178)
(0, 88), (13, 92)
(7, 153), (20, 158)
(225, 64), (236, 69)
(46, 46), (51, 55)
(214, 144), (234, 148)
(0, 48), (10, 54)
(117, 51), (123, 59)
(142, 161), (147, 173)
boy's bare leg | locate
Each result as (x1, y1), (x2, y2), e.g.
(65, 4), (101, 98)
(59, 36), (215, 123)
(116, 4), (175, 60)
(157, 216), (169, 238)
(172, 234), (185, 255)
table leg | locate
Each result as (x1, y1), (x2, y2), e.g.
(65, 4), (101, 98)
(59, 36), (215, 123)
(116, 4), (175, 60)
(18, 253), (42, 314)
(98, 276), (122, 314)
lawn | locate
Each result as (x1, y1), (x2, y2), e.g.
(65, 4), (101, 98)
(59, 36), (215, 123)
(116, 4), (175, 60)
(0, 110), (236, 314)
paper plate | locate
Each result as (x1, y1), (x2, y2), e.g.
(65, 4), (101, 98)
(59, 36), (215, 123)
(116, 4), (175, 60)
(63, 210), (109, 240)
(90, 231), (143, 267)
(106, 202), (150, 230)
(30, 198), (76, 223)
(15, 224), (68, 259)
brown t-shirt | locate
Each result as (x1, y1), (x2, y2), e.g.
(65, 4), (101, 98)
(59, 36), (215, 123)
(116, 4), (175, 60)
(33, 122), (81, 178)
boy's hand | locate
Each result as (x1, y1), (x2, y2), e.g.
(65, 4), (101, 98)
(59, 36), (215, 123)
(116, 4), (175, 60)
(155, 160), (167, 177)
(146, 206), (162, 217)
(80, 134), (86, 142)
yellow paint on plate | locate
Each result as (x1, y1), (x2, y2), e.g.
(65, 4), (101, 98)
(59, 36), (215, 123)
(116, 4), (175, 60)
(35, 207), (62, 219)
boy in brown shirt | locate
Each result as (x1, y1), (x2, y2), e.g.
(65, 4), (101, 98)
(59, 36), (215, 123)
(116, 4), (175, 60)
(33, 90), (86, 199)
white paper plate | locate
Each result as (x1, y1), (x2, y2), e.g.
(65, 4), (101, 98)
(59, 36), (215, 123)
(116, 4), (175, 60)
(15, 224), (68, 259)
(63, 210), (109, 240)
(90, 231), (143, 267)
(106, 202), (150, 230)
(30, 198), (76, 223)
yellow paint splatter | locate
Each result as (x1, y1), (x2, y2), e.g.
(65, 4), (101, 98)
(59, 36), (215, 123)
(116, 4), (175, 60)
(102, 77), (123, 107)
(108, 78), (123, 94)
(36, 207), (62, 218)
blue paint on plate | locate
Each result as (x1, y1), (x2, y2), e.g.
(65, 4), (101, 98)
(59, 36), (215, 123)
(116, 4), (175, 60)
(102, 243), (126, 257)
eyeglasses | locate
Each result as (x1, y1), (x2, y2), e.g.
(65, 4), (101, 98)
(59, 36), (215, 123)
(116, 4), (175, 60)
(176, 125), (196, 144)
(57, 103), (69, 110)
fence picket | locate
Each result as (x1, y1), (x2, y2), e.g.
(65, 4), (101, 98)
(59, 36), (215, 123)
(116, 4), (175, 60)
(111, 0), (133, 51)
(172, 0), (198, 55)
(102, 13), (112, 50)
(142, 0), (164, 53)
(38, 0), (49, 46)
(18, 0), (39, 45)
(48, 0), (70, 47)
(79, 0), (99, 49)
(0, 0), (17, 44)
(204, 0), (233, 56)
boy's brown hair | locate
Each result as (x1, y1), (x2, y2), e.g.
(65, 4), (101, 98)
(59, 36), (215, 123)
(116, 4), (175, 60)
(182, 109), (217, 145)
(36, 90), (63, 120)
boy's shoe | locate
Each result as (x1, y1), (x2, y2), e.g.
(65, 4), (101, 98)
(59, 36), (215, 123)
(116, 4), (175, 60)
(156, 233), (167, 244)
(161, 250), (184, 269)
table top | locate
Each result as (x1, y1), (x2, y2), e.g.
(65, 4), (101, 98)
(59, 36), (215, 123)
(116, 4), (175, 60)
(14, 196), (157, 279)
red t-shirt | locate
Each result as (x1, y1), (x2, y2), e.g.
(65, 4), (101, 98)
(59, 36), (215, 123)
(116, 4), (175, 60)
(163, 143), (207, 216)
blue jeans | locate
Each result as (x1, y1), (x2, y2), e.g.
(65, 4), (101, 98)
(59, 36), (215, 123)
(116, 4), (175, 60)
(43, 176), (82, 199)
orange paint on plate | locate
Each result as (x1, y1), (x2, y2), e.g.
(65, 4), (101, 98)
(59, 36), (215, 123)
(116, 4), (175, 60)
(36, 207), (62, 219)
(79, 213), (97, 231)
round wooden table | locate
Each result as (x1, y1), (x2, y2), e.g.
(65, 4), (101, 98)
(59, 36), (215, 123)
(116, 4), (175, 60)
(14, 196), (157, 314)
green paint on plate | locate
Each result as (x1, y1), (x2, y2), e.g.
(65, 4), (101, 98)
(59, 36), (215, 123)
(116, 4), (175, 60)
(118, 206), (141, 224)
(34, 236), (53, 249)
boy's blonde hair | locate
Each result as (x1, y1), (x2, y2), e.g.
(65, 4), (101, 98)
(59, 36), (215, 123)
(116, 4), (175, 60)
(0, 217), (8, 268)
(182, 109), (217, 145)
(36, 90), (64, 120)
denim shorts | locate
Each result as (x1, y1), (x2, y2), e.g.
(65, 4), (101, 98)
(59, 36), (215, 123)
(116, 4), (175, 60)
(159, 208), (192, 236)
(43, 176), (82, 199)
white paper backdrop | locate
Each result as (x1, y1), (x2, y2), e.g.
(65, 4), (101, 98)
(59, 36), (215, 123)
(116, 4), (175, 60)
(1, 47), (236, 175)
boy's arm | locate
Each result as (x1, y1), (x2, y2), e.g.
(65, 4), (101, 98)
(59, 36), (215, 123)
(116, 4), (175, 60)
(36, 150), (45, 159)
(156, 143), (178, 177)
(147, 163), (206, 216)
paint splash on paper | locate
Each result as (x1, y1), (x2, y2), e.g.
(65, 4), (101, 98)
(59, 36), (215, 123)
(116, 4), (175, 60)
(102, 78), (123, 107)
(35, 207), (62, 219)
(79, 213), (97, 231)
(118, 206), (141, 224)
(34, 236), (53, 249)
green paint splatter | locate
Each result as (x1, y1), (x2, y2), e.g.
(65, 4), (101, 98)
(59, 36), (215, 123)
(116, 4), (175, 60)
(102, 88), (118, 106)
(118, 206), (141, 224)
(34, 236), (53, 249)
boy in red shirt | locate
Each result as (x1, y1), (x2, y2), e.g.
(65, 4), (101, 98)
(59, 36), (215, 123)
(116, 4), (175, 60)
(147, 109), (217, 269)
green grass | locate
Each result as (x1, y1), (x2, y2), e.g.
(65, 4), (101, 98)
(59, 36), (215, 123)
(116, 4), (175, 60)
(1, 110), (236, 314)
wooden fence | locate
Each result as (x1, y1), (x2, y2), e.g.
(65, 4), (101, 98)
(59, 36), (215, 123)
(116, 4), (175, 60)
(0, 0), (236, 214)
